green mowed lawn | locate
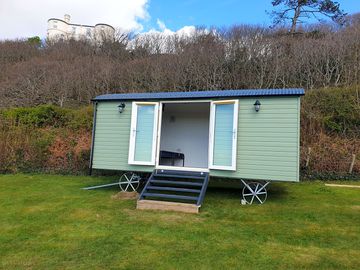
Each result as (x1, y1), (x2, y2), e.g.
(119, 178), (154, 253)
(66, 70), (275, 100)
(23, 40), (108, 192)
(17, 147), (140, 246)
(0, 174), (359, 269)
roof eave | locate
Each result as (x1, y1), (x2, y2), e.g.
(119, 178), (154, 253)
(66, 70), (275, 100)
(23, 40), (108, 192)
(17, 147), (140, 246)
(91, 93), (305, 102)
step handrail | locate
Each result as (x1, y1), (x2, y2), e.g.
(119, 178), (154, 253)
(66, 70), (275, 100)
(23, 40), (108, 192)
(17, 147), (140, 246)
(197, 173), (209, 206)
(139, 171), (155, 200)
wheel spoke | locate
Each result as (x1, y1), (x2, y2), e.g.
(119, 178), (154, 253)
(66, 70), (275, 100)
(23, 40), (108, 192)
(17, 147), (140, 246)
(129, 182), (135, 191)
(258, 182), (270, 193)
(257, 191), (267, 195)
(130, 180), (139, 184)
(246, 185), (255, 194)
(243, 181), (254, 192)
(243, 193), (253, 196)
(255, 183), (259, 193)
(250, 195), (255, 204)
(255, 194), (264, 204)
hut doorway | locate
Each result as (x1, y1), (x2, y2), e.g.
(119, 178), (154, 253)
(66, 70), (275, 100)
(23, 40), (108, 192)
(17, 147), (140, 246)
(157, 102), (210, 170)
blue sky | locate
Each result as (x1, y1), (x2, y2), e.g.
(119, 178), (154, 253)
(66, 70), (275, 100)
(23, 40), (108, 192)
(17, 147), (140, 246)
(143, 0), (360, 31)
(0, 0), (359, 39)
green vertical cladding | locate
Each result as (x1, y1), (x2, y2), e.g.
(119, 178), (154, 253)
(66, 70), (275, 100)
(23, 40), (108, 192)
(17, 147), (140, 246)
(210, 96), (300, 182)
(92, 96), (300, 182)
(92, 101), (153, 173)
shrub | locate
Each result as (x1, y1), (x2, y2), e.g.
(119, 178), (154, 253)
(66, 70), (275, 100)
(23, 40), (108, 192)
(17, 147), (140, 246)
(1, 105), (71, 127)
(302, 86), (360, 136)
(0, 104), (93, 130)
(67, 106), (93, 130)
(0, 105), (93, 174)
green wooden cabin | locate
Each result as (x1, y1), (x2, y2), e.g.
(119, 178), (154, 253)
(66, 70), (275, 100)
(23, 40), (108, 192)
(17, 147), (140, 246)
(90, 89), (304, 185)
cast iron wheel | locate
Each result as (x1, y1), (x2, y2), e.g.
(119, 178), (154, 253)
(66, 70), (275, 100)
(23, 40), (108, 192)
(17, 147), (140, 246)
(242, 181), (269, 204)
(119, 172), (141, 192)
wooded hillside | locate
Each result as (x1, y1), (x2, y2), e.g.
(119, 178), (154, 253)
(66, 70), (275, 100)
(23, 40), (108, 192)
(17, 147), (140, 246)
(0, 15), (359, 108)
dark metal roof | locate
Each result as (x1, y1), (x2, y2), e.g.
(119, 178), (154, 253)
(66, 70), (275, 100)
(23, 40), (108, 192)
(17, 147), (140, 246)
(92, 88), (305, 101)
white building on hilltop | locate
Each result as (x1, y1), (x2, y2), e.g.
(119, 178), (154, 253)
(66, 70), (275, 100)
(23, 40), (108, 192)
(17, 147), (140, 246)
(47, 14), (115, 43)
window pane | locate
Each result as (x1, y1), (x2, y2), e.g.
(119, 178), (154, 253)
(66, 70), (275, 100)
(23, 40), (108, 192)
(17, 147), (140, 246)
(213, 103), (234, 167)
(134, 105), (155, 162)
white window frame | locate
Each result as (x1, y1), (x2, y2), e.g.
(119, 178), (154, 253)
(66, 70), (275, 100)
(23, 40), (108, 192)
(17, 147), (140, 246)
(128, 101), (159, 166)
(208, 100), (239, 171)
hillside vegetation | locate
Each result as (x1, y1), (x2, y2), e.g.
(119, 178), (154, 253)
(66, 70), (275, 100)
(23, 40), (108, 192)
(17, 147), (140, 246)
(0, 86), (358, 177)
(0, 18), (359, 178)
(0, 16), (359, 108)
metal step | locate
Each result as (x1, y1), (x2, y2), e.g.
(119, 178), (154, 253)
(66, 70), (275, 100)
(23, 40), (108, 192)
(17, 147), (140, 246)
(149, 179), (203, 187)
(155, 169), (206, 176)
(154, 173), (205, 180)
(146, 186), (201, 193)
(142, 192), (198, 201)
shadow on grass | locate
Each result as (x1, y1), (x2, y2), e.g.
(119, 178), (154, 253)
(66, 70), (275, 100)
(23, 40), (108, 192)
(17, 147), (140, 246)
(206, 186), (241, 200)
(206, 182), (289, 202)
(268, 184), (289, 201)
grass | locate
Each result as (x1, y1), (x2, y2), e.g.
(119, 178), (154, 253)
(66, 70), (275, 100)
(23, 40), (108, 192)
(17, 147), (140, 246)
(0, 174), (360, 269)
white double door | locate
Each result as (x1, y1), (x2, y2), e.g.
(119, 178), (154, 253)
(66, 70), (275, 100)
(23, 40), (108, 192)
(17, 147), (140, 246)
(128, 100), (238, 171)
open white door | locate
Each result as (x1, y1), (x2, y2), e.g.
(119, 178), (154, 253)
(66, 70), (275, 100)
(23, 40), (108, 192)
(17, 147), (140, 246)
(128, 102), (159, 165)
(209, 100), (238, 171)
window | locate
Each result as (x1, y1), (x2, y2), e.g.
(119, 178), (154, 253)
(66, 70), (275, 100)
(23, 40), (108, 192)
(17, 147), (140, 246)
(72, 26), (76, 33)
(128, 102), (159, 165)
(53, 25), (57, 29)
(209, 100), (239, 170)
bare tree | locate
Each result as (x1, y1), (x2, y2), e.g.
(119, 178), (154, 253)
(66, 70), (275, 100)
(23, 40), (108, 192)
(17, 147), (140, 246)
(270, 0), (346, 33)
(1, 20), (360, 108)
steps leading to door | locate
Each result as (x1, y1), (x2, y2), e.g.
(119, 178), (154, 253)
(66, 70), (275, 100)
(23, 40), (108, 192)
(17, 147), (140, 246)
(137, 169), (209, 213)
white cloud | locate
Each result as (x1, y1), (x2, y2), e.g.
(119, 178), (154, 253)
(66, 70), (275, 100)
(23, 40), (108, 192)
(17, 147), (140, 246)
(128, 19), (197, 53)
(176, 25), (197, 37)
(156, 19), (167, 32)
(0, 0), (149, 39)
(151, 18), (196, 37)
